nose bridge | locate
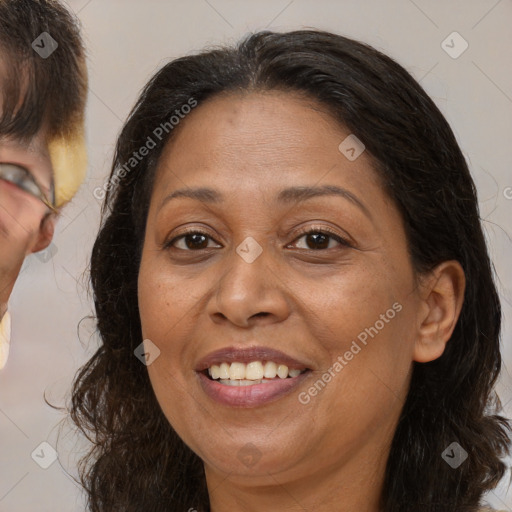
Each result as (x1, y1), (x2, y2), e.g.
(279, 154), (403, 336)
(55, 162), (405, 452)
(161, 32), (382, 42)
(211, 235), (288, 326)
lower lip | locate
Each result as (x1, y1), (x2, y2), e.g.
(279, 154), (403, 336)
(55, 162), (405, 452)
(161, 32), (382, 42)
(197, 370), (311, 407)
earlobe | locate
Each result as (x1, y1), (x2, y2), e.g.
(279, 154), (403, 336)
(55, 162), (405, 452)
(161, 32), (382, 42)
(30, 212), (56, 254)
(413, 260), (466, 363)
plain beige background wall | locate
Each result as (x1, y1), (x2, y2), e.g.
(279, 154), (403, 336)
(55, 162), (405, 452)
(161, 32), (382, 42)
(1, 0), (511, 510)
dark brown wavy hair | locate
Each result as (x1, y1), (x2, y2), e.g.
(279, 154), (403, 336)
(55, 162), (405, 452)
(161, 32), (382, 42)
(71, 30), (511, 511)
(0, 0), (87, 141)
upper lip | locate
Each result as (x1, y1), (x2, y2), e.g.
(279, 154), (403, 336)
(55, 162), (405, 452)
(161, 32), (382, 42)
(195, 346), (311, 372)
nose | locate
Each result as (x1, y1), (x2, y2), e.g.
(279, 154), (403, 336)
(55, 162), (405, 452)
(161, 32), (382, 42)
(208, 240), (291, 328)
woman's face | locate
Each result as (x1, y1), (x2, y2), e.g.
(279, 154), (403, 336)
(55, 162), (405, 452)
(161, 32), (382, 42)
(138, 91), (423, 488)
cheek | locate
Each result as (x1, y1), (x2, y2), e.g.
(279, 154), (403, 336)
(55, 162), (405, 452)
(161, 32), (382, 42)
(298, 253), (415, 399)
(0, 188), (46, 242)
(138, 258), (199, 426)
(138, 260), (182, 346)
(138, 252), (208, 368)
(290, 268), (413, 456)
(301, 258), (408, 344)
(138, 266), (217, 454)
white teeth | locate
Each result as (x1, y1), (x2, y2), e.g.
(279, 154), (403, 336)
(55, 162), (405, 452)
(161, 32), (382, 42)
(219, 362), (230, 379)
(263, 361), (277, 378)
(206, 360), (306, 383)
(229, 362), (245, 380)
(210, 364), (221, 380)
(277, 364), (288, 379)
(246, 361), (264, 380)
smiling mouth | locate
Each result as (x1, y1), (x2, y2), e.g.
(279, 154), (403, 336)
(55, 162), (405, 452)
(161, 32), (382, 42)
(203, 360), (309, 386)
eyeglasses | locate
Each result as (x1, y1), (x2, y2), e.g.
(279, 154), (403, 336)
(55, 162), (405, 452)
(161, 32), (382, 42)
(0, 162), (57, 213)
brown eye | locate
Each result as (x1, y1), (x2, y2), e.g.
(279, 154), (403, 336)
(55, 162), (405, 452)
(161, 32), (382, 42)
(291, 229), (349, 250)
(304, 232), (329, 249)
(168, 231), (221, 251)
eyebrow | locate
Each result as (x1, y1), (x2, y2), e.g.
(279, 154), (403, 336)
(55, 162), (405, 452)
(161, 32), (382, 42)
(159, 184), (372, 219)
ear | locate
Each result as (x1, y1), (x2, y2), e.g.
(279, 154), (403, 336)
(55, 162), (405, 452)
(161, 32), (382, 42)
(413, 260), (466, 363)
(30, 212), (56, 254)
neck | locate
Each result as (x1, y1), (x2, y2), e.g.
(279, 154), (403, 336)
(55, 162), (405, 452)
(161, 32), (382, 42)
(204, 422), (395, 512)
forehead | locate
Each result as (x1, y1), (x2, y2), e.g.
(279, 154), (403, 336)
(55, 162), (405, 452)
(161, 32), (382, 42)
(167, 91), (338, 154)
(155, 91), (383, 200)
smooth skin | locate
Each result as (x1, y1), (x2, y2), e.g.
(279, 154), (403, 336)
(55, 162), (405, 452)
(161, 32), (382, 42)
(138, 91), (465, 512)
(0, 131), (56, 320)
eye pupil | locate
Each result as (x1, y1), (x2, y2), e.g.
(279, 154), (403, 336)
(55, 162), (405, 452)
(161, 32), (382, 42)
(186, 233), (208, 249)
(307, 232), (329, 249)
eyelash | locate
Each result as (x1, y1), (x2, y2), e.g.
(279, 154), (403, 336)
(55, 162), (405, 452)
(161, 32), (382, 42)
(165, 226), (351, 252)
